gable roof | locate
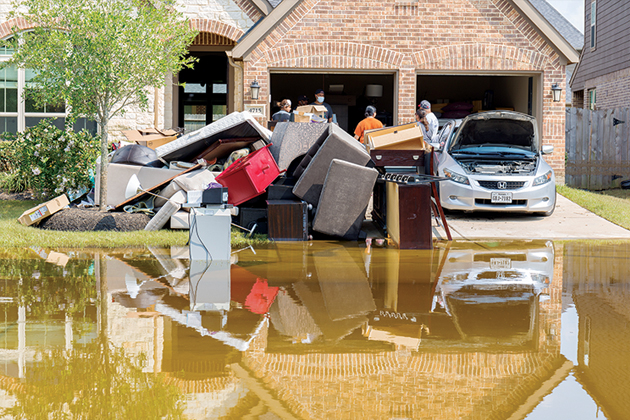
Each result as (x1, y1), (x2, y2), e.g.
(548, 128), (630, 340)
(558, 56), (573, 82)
(508, 0), (580, 64)
(232, 0), (580, 64)
(528, 0), (583, 51)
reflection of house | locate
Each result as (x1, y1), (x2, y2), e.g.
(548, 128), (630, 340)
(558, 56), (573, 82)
(0, 241), (569, 419)
(237, 241), (566, 420)
(564, 242), (630, 419)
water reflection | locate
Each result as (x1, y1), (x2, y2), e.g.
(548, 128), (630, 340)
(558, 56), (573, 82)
(1, 241), (629, 418)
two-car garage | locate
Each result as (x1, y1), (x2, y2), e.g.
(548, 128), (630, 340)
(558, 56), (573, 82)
(268, 71), (542, 133)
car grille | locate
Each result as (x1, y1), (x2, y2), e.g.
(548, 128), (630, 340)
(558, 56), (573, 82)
(478, 181), (526, 190)
(475, 199), (527, 206)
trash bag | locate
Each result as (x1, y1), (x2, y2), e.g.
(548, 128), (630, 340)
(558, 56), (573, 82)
(110, 144), (163, 167)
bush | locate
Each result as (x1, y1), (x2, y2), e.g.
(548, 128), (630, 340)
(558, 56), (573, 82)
(2, 120), (100, 198)
(0, 138), (16, 172)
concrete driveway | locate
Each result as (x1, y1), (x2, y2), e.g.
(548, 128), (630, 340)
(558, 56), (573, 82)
(433, 195), (630, 240)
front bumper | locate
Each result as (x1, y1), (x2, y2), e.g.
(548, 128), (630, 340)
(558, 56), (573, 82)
(439, 176), (556, 213)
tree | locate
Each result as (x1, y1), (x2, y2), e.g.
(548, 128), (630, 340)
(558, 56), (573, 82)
(3, 0), (197, 210)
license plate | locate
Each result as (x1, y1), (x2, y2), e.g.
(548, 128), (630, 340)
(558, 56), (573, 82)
(491, 258), (512, 269)
(491, 192), (513, 203)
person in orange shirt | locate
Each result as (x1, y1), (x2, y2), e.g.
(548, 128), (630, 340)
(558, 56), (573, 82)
(354, 105), (383, 144)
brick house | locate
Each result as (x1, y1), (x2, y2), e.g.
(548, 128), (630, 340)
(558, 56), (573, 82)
(0, 0), (578, 176)
(570, 0), (630, 110)
(229, 0), (578, 177)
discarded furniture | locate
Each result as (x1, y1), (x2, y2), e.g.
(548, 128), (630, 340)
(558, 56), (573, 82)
(216, 144), (282, 205)
(156, 111), (271, 162)
(266, 199), (309, 241)
(292, 124), (371, 206)
(268, 122), (329, 173)
(312, 159), (378, 239)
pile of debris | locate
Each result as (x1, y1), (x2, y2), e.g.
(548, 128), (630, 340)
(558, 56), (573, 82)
(19, 111), (441, 246)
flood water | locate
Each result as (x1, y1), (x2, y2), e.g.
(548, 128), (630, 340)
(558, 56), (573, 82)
(0, 240), (629, 419)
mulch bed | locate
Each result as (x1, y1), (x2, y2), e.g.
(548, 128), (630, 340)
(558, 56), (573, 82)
(39, 207), (151, 232)
(2, 189), (150, 231)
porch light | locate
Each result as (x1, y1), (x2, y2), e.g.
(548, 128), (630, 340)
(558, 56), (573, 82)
(250, 80), (260, 100)
(551, 83), (562, 102)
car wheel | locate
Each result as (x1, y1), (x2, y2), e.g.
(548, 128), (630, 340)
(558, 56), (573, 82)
(536, 189), (556, 217)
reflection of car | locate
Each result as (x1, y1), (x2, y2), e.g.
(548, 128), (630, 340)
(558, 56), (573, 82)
(433, 240), (554, 349)
(433, 111), (556, 216)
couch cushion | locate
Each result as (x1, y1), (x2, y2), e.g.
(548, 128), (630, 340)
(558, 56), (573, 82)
(312, 159), (378, 238)
(292, 125), (370, 206)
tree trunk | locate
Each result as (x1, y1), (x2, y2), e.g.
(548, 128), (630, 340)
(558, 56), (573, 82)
(98, 117), (109, 212)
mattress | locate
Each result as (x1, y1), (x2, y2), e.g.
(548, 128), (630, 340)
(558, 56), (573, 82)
(156, 111), (272, 162)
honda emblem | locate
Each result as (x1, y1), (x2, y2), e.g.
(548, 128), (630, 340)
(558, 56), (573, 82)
(497, 181), (507, 189)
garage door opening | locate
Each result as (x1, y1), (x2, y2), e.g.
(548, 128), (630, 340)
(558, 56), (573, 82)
(270, 73), (395, 133)
(416, 74), (540, 123)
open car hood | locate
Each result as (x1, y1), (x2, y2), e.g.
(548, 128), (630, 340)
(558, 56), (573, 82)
(448, 111), (539, 153)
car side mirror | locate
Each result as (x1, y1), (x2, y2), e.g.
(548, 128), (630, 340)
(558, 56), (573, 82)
(542, 145), (554, 155)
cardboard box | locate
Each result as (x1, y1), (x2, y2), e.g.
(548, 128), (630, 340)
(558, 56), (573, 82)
(293, 105), (327, 122)
(18, 194), (69, 226)
(432, 103), (449, 113)
(46, 251), (70, 267)
(471, 100), (483, 113)
(364, 123), (425, 152)
(123, 128), (178, 150)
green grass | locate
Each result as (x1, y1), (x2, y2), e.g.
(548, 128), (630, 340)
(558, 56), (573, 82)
(0, 200), (269, 249)
(558, 185), (630, 230)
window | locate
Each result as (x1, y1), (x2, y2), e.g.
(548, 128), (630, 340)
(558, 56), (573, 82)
(590, 0), (596, 49)
(0, 36), (96, 134)
(588, 89), (596, 110)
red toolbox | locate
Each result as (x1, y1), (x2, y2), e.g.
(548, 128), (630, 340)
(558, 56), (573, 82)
(216, 144), (282, 205)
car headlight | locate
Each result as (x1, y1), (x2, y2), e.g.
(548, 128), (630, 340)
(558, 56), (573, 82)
(533, 170), (553, 186)
(443, 168), (470, 185)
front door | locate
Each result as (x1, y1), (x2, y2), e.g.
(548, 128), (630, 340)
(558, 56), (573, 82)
(178, 52), (228, 133)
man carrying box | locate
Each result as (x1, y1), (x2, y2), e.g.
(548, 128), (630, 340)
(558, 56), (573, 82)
(312, 88), (334, 122)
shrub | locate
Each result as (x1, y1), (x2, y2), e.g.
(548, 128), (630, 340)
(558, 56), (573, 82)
(3, 120), (100, 198)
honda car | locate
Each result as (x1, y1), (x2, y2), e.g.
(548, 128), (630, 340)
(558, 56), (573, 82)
(433, 111), (556, 216)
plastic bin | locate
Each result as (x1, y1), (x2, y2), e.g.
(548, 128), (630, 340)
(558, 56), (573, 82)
(216, 144), (282, 205)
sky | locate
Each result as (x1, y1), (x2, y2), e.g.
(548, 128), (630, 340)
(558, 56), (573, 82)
(547, 0), (585, 32)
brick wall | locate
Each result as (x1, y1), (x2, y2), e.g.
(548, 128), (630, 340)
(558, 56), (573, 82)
(583, 68), (630, 110)
(243, 0), (568, 176)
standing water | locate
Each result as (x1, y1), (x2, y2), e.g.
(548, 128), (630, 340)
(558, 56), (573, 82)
(0, 240), (627, 419)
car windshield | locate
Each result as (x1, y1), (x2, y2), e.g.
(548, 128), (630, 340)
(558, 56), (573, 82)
(449, 118), (537, 153)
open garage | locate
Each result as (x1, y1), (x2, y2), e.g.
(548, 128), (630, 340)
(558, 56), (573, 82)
(416, 73), (542, 126)
(269, 72), (395, 133)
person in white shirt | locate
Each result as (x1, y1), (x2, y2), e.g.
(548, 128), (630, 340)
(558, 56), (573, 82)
(419, 100), (438, 142)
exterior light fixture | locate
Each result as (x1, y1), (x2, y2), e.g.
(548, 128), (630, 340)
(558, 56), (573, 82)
(551, 83), (562, 102)
(250, 80), (260, 100)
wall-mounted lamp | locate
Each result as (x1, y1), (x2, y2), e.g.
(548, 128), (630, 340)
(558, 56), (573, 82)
(250, 80), (260, 100)
(551, 83), (562, 102)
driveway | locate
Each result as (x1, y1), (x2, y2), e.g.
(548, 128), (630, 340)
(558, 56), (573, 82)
(433, 195), (630, 240)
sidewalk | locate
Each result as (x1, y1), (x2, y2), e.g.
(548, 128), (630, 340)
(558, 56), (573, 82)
(433, 195), (630, 240)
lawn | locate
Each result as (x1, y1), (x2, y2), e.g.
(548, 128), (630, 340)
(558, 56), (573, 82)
(0, 199), (268, 249)
(557, 185), (630, 230)
(3, 186), (630, 249)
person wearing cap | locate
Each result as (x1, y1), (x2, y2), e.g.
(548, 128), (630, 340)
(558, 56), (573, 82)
(297, 95), (309, 107)
(354, 105), (383, 144)
(311, 88), (334, 122)
(419, 100), (438, 141)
